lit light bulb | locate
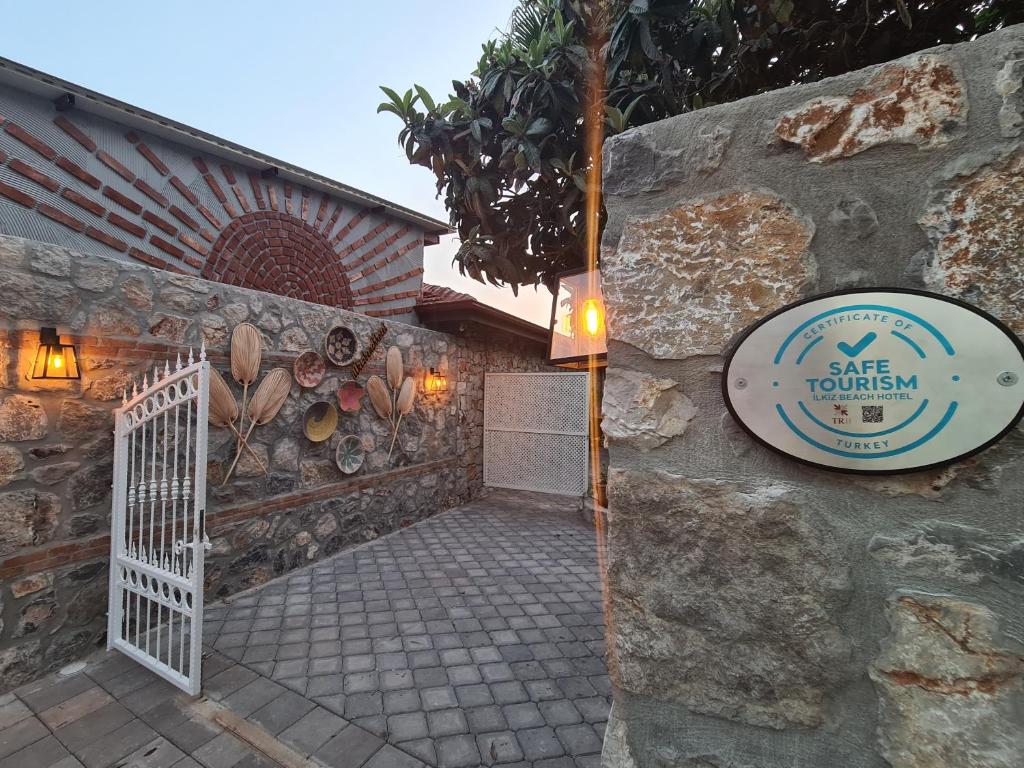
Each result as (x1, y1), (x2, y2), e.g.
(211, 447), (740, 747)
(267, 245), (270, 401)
(582, 299), (602, 337)
(51, 354), (64, 369)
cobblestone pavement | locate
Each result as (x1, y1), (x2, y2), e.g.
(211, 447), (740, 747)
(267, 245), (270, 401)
(0, 651), (270, 768)
(0, 490), (610, 768)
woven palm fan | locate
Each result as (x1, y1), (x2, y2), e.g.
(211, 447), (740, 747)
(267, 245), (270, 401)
(388, 376), (416, 459)
(366, 375), (392, 420)
(208, 367), (266, 474)
(223, 368), (292, 483)
(230, 323), (262, 449)
(386, 346), (403, 410)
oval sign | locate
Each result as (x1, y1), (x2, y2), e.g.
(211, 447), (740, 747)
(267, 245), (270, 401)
(722, 289), (1024, 474)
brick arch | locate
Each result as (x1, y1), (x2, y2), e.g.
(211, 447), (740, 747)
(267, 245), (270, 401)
(202, 212), (353, 308)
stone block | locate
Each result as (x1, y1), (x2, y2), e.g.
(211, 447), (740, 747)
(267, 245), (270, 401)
(996, 48), (1023, 137)
(868, 521), (1023, 585)
(604, 191), (815, 359)
(59, 399), (109, 440)
(776, 54), (965, 161)
(0, 395), (48, 441)
(607, 468), (852, 729)
(0, 445), (24, 487)
(148, 314), (191, 344)
(870, 592), (1024, 768)
(922, 152), (1024, 333)
(0, 489), (61, 556)
(600, 368), (695, 451)
(87, 370), (134, 402)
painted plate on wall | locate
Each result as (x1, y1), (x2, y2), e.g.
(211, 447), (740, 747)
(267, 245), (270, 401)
(294, 351), (326, 388)
(337, 380), (365, 412)
(336, 435), (365, 474)
(325, 325), (360, 367)
(722, 288), (1024, 474)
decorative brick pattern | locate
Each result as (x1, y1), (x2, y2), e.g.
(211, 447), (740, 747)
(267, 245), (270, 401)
(96, 150), (134, 182)
(53, 115), (97, 152)
(1, 109), (434, 321)
(37, 204), (86, 233)
(4, 120), (57, 160)
(54, 156), (101, 189)
(0, 180), (35, 208)
(202, 211), (354, 308)
(169, 175), (198, 206)
(8, 159), (60, 192)
(134, 141), (169, 175)
(133, 178), (168, 208)
(61, 188), (105, 217)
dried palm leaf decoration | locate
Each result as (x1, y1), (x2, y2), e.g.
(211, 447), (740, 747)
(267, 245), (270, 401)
(386, 346), (403, 390)
(230, 323), (262, 452)
(366, 375), (392, 419)
(388, 376), (417, 459)
(223, 367), (292, 483)
(208, 367), (266, 474)
(366, 346), (417, 462)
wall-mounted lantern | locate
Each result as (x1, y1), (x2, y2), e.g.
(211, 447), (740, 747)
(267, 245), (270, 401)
(32, 327), (81, 380)
(424, 367), (448, 394)
(548, 268), (607, 368)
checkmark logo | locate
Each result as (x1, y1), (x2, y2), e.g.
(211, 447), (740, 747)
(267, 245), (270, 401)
(837, 332), (877, 357)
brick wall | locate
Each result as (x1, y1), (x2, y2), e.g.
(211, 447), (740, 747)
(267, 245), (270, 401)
(0, 234), (548, 690)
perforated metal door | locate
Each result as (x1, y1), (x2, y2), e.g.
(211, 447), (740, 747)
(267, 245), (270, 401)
(483, 372), (589, 496)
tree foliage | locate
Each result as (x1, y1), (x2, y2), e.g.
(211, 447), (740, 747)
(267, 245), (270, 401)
(380, 0), (1023, 292)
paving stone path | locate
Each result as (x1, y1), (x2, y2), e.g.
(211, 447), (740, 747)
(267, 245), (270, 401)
(1, 490), (610, 768)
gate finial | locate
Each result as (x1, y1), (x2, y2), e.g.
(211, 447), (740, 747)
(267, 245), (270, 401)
(187, 347), (194, 365)
(199, 340), (207, 362)
(164, 360), (171, 379)
(175, 353), (182, 371)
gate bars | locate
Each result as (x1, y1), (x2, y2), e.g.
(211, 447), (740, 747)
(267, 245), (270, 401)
(106, 345), (210, 695)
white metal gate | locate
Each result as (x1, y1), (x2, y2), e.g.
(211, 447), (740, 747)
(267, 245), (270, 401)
(107, 346), (210, 695)
(483, 372), (589, 496)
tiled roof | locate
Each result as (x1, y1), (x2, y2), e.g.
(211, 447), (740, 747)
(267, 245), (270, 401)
(418, 283), (475, 305)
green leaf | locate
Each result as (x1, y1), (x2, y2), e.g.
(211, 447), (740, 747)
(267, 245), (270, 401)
(526, 117), (553, 136)
(501, 116), (525, 134)
(414, 84), (436, 113)
(376, 103), (404, 118)
(379, 86), (403, 105)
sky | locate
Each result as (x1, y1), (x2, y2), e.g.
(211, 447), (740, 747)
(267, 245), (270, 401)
(0, 0), (555, 326)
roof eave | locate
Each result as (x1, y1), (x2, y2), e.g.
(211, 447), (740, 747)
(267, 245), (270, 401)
(416, 299), (550, 346)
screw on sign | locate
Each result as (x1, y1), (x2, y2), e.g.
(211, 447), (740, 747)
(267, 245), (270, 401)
(723, 289), (1024, 474)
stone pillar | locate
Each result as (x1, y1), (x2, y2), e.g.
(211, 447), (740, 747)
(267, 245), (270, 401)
(599, 25), (1024, 768)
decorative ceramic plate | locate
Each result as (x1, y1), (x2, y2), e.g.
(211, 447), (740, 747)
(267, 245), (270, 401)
(325, 324), (360, 367)
(303, 401), (338, 442)
(337, 380), (365, 412)
(293, 351), (326, 388)
(335, 435), (365, 475)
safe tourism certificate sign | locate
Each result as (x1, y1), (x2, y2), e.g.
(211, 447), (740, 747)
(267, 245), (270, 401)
(723, 289), (1024, 474)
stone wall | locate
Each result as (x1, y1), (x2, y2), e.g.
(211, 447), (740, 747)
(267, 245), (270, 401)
(0, 234), (548, 690)
(599, 25), (1024, 768)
